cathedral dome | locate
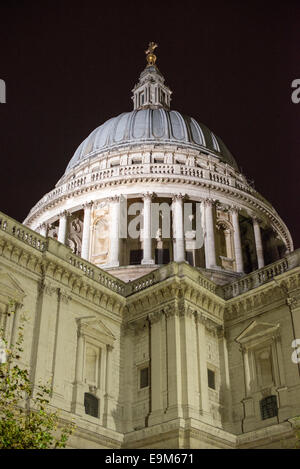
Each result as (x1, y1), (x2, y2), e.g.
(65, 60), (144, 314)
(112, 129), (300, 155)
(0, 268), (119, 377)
(24, 43), (293, 282)
(66, 109), (238, 173)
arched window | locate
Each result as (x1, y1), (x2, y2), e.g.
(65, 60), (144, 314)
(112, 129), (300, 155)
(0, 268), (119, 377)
(260, 395), (278, 420)
(84, 393), (99, 418)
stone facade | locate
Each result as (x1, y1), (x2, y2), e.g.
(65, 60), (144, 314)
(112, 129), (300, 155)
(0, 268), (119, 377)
(0, 48), (299, 448)
(0, 212), (299, 448)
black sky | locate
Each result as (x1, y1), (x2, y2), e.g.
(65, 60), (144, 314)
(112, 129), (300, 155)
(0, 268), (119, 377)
(0, 0), (299, 247)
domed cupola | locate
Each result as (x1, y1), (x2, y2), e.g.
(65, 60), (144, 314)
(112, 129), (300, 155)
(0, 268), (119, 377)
(64, 44), (238, 174)
(24, 42), (293, 283)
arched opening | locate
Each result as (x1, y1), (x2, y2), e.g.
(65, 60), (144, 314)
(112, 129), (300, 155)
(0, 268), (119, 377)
(216, 220), (234, 271)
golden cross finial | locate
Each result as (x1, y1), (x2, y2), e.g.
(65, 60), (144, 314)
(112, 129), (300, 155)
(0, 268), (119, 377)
(145, 42), (158, 66)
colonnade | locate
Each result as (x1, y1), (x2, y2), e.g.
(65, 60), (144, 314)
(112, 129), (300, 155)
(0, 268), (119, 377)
(38, 195), (266, 273)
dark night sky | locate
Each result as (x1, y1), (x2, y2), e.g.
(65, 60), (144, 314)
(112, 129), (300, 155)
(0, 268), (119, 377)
(0, 0), (299, 247)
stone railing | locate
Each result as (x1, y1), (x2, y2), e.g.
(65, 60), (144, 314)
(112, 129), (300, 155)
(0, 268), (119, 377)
(0, 213), (47, 252)
(68, 255), (126, 294)
(0, 211), (127, 296)
(26, 162), (274, 221)
(222, 252), (300, 300)
(125, 261), (218, 296)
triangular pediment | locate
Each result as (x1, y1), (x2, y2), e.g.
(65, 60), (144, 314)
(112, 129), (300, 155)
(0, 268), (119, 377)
(77, 316), (115, 345)
(236, 320), (280, 345)
(0, 270), (25, 303)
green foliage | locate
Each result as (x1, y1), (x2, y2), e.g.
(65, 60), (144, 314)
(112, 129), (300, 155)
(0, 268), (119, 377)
(0, 310), (75, 449)
(294, 417), (300, 449)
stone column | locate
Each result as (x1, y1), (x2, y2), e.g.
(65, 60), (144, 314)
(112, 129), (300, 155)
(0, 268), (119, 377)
(204, 199), (217, 268)
(165, 309), (183, 419)
(231, 207), (244, 273)
(39, 223), (48, 237)
(195, 314), (210, 420)
(81, 202), (93, 260)
(57, 211), (69, 244)
(51, 290), (71, 406)
(10, 302), (22, 348)
(103, 344), (114, 428)
(148, 312), (163, 425)
(172, 194), (185, 263)
(179, 308), (199, 418)
(75, 331), (84, 384)
(142, 193), (154, 265)
(253, 217), (264, 269)
(71, 323), (85, 416)
(109, 196), (120, 267)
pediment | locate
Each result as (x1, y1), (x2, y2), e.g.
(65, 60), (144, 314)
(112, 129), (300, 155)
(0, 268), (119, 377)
(0, 270), (26, 303)
(236, 320), (280, 345)
(77, 315), (115, 345)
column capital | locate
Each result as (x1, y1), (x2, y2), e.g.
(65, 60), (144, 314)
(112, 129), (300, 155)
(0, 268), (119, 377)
(230, 205), (242, 214)
(172, 193), (186, 203)
(142, 192), (155, 201)
(37, 222), (49, 235)
(203, 197), (216, 207)
(58, 210), (70, 219)
(286, 296), (300, 310)
(82, 201), (94, 210)
(216, 202), (230, 212)
(148, 310), (163, 324)
(162, 305), (174, 318)
(107, 195), (120, 203)
(253, 216), (262, 225)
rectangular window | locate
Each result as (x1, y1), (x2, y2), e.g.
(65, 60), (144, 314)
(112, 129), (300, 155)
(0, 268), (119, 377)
(130, 249), (143, 265)
(140, 367), (149, 389)
(139, 92), (144, 105)
(260, 395), (278, 420)
(155, 248), (170, 265)
(84, 393), (99, 418)
(207, 368), (215, 389)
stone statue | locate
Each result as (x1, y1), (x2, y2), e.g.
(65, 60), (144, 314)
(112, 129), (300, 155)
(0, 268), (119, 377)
(145, 42), (158, 66)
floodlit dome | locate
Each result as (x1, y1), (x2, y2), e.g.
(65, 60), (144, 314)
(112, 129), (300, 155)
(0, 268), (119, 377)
(24, 45), (293, 283)
(66, 109), (238, 173)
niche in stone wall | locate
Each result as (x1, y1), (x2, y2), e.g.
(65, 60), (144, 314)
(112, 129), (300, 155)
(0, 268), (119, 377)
(91, 204), (109, 265)
(255, 347), (274, 389)
(235, 321), (284, 395)
(215, 210), (234, 271)
(261, 227), (287, 266)
(127, 198), (143, 265)
(239, 215), (257, 273)
(85, 344), (101, 386)
(67, 212), (83, 256)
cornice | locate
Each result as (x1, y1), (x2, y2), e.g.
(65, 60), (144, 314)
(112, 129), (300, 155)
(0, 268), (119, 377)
(224, 268), (300, 323)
